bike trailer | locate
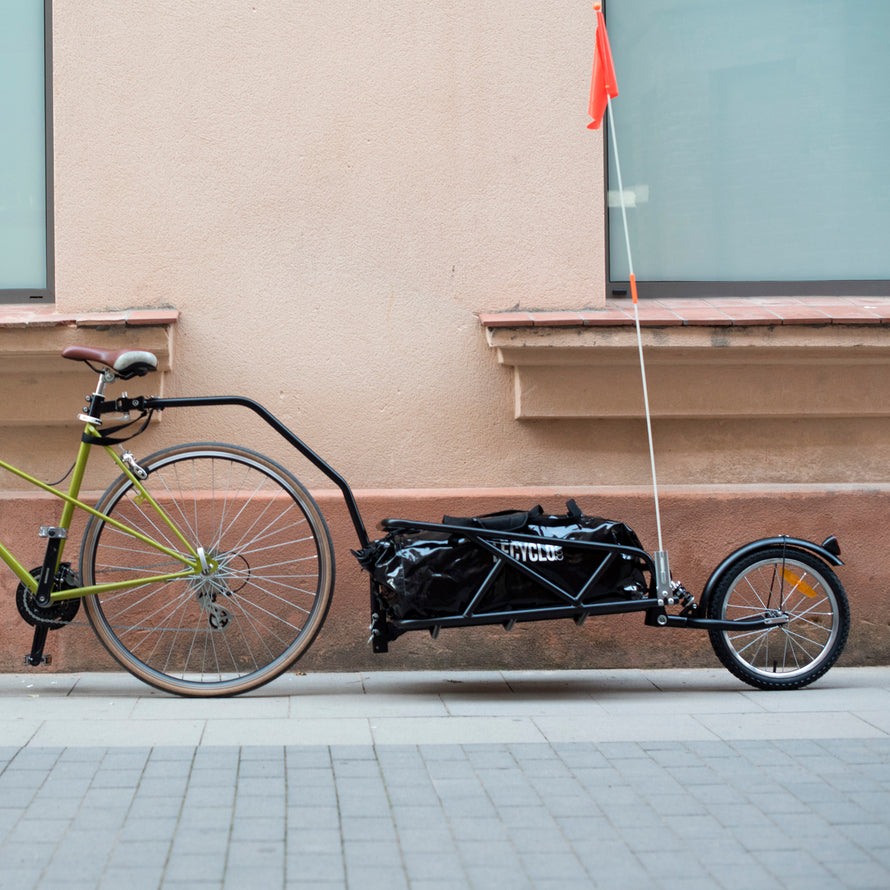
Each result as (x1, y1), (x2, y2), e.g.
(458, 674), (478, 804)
(355, 500), (652, 627)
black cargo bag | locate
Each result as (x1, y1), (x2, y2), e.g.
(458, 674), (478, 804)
(354, 501), (650, 622)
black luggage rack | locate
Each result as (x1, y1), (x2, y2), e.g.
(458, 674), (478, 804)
(367, 516), (667, 651)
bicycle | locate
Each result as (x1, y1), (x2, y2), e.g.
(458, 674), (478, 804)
(7, 345), (339, 697)
(5, 346), (851, 697)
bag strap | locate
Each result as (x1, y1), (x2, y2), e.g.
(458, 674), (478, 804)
(81, 410), (154, 446)
(443, 505), (544, 532)
(566, 499), (584, 518)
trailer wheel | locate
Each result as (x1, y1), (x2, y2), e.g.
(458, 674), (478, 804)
(707, 547), (849, 690)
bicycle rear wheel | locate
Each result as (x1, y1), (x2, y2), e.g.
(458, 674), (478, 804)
(80, 443), (334, 696)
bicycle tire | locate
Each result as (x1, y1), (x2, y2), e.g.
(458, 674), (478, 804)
(80, 442), (335, 697)
(706, 547), (849, 690)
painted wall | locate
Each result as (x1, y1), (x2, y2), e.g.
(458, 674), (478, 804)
(51, 1), (605, 492)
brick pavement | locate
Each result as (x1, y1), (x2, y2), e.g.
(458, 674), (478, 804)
(0, 667), (888, 890)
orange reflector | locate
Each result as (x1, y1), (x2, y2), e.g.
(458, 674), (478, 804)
(782, 568), (817, 598)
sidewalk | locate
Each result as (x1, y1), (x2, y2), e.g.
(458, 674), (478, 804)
(1, 666), (889, 889)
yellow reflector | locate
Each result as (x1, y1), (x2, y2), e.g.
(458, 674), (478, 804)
(782, 568), (818, 598)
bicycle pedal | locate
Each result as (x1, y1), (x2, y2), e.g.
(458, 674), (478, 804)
(23, 653), (52, 666)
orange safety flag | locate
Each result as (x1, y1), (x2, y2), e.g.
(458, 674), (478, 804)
(587, 5), (618, 130)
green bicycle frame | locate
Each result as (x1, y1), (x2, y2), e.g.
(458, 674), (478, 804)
(0, 425), (203, 601)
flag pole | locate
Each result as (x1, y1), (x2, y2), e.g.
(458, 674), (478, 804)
(605, 100), (664, 553)
(589, 3), (672, 600)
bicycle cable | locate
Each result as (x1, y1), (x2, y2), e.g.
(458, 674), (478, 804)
(44, 461), (76, 487)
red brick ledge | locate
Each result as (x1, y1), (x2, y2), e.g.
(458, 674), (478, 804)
(478, 297), (890, 328)
(0, 306), (180, 328)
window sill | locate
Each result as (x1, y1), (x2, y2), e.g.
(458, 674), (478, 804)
(0, 307), (180, 329)
(0, 307), (179, 426)
(478, 296), (890, 329)
(480, 297), (890, 419)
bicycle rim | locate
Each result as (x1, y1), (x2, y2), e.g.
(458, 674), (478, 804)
(81, 443), (334, 696)
(713, 553), (845, 685)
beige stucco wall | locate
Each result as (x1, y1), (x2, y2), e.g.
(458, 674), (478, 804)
(48, 1), (606, 493)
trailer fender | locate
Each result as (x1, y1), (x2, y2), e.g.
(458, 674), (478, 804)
(699, 535), (843, 614)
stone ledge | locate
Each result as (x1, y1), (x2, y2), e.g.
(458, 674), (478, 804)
(0, 307), (180, 329)
(481, 300), (890, 419)
(478, 296), (890, 328)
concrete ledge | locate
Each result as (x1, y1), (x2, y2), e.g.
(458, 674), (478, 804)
(483, 309), (890, 420)
(478, 296), (890, 328)
(0, 307), (180, 329)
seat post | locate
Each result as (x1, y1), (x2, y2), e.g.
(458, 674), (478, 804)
(78, 368), (115, 425)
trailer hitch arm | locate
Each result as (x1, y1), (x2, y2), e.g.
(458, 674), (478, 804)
(647, 612), (789, 631)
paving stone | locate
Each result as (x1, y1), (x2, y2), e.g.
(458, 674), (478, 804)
(164, 852), (227, 882)
(385, 780), (440, 806)
(285, 851), (345, 882)
(230, 815), (286, 841)
(402, 850), (468, 882)
(136, 776), (190, 797)
(344, 866), (409, 890)
(107, 839), (172, 869)
(286, 826), (343, 853)
(234, 795), (285, 820)
(286, 766), (337, 787)
(118, 816), (180, 841)
(462, 744), (515, 769)
(177, 807), (232, 832)
(284, 747), (333, 768)
(409, 881), (473, 890)
(449, 816), (509, 842)
(287, 805), (340, 829)
(99, 867), (166, 890)
(142, 760), (191, 780)
(128, 795), (183, 819)
(394, 825), (455, 853)
(239, 745), (285, 761)
(170, 828), (230, 855)
(339, 815), (398, 842)
(463, 864), (533, 888)
(223, 865), (284, 889)
(519, 850), (589, 882)
(337, 796), (394, 819)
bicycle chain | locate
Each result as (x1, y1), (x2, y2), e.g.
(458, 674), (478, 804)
(16, 565), (85, 630)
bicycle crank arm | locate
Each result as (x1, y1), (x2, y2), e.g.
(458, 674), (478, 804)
(24, 625), (51, 666)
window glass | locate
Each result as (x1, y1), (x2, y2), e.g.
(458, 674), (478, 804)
(607, 0), (890, 291)
(0, 0), (49, 299)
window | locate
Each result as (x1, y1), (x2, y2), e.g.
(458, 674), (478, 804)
(0, 0), (52, 303)
(606, 0), (890, 297)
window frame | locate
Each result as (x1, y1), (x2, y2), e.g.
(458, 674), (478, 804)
(0, 0), (53, 304)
